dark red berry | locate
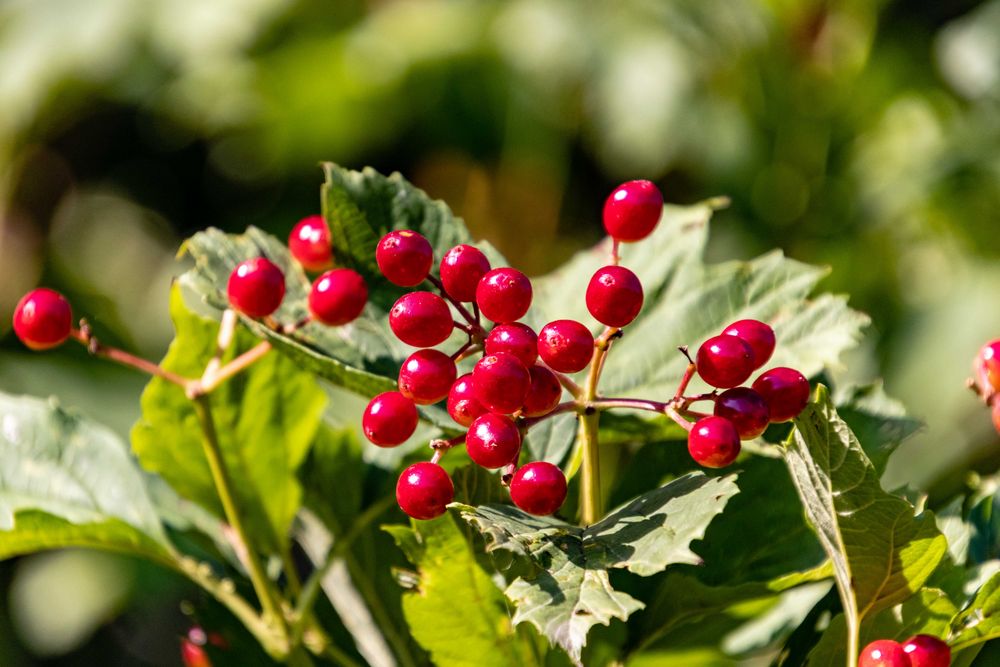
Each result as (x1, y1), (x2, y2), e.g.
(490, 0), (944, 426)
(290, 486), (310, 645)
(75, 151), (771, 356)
(181, 639), (212, 667)
(473, 353), (530, 415)
(396, 462), (454, 520)
(389, 292), (453, 347)
(522, 365), (562, 417)
(12, 288), (72, 350)
(696, 334), (755, 388)
(363, 391), (418, 447)
(752, 367), (810, 422)
(723, 319), (775, 369)
(859, 639), (910, 667)
(510, 462), (567, 515)
(485, 323), (538, 368)
(603, 180), (663, 242)
(476, 268), (532, 323)
(902, 635), (950, 667)
(538, 320), (594, 373)
(447, 373), (488, 427)
(376, 230), (434, 287)
(227, 257), (285, 318)
(688, 416), (741, 468)
(466, 413), (522, 469)
(398, 349), (456, 405)
(586, 265), (644, 327)
(440, 244), (491, 302)
(975, 339), (1000, 394)
(288, 215), (332, 272)
(714, 387), (770, 440)
(308, 268), (367, 325)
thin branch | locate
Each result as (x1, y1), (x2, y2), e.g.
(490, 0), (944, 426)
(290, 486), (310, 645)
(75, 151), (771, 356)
(589, 397), (667, 413)
(427, 275), (478, 326)
(71, 325), (190, 387)
(189, 341), (272, 398)
(518, 401), (580, 429)
(665, 405), (694, 432)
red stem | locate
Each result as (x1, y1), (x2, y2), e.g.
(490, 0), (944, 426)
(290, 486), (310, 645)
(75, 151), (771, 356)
(71, 327), (189, 387)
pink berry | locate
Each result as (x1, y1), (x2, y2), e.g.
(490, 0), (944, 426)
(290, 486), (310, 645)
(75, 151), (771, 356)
(902, 635), (950, 667)
(859, 639), (911, 667)
(723, 319), (775, 369)
(473, 353), (530, 415)
(603, 180), (663, 242)
(388, 292), (453, 347)
(485, 323), (538, 368)
(688, 416), (741, 468)
(12, 288), (72, 351)
(752, 367), (810, 422)
(522, 365), (562, 417)
(227, 257), (285, 318)
(363, 391), (418, 447)
(466, 413), (522, 469)
(376, 230), (433, 287)
(398, 349), (456, 405)
(586, 265), (644, 328)
(696, 334), (755, 388)
(308, 268), (368, 325)
(975, 339), (1000, 394)
(440, 244), (491, 302)
(713, 387), (770, 440)
(447, 373), (488, 427)
(476, 268), (532, 323)
(396, 462), (454, 520)
(288, 215), (332, 272)
(510, 462), (567, 516)
(538, 320), (594, 373)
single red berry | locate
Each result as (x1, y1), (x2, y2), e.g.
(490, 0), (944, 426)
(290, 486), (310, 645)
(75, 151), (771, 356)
(12, 288), (72, 350)
(388, 292), (453, 347)
(696, 334), (755, 388)
(752, 367), (810, 422)
(308, 268), (368, 325)
(688, 416), (741, 468)
(288, 215), (332, 272)
(363, 391), (418, 447)
(522, 365), (562, 417)
(859, 639), (911, 667)
(473, 353), (530, 415)
(723, 319), (776, 369)
(398, 349), (456, 405)
(510, 462), (567, 515)
(992, 402), (1000, 436)
(226, 257), (285, 318)
(603, 180), (664, 242)
(902, 635), (950, 667)
(476, 268), (533, 323)
(537, 320), (594, 373)
(181, 639), (212, 667)
(466, 413), (522, 468)
(714, 387), (770, 440)
(396, 462), (454, 520)
(586, 265), (644, 328)
(440, 244), (491, 302)
(376, 230), (434, 286)
(975, 339), (1000, 394)
(447, 373), (488, 427)
(485, 323), (538, 368)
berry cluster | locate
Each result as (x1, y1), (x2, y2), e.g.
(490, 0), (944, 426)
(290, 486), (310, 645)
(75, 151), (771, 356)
(972, 339), (1000, 435)
(858, 635), (950, 667)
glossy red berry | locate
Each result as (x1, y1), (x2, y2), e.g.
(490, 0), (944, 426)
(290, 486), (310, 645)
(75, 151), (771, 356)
(510, 462), (567, 516)
(363, 391), (418, 447)
(522, 365), (562, 417)
(714, 387), (770, 440)
(902, 635), (950, 667)
(859, 639), (910, 667)
(586, 265), (644, 328)
(688, 416), (741, 468)
(476, 268), (532, 323)
(723, 319), (775, 369)
(181, 639), (212, 667)
(485, 323), (538, 368)
(398, 349), (457, 405)
(389, 292), (453, 347)
(376, 230), (434, 287)
(975, 339), (1000, 394)
(396, 462), (454, 520)
(288, 215), (332, 272)
(227, 257), (285, 318)
(537, 320), (594, 373)
(603, 180), (663, 242)
(696, 334), (755, 388)
(447, 373), (488, 427)
(473, 353), (530, 415)
(752, 367), (810, 422)
(12, 288), (72, 350)
(308, 268), (367, 325)
(466, 413), (522, 469)
(440, 244), (491, 302)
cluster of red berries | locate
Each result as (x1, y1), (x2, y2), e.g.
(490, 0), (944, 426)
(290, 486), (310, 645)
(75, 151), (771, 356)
(973, 339), (1000, 435)
(859, 635), (950, 667)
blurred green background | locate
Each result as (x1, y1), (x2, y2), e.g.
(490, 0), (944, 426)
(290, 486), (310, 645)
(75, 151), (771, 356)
(1, 0), (999, 664)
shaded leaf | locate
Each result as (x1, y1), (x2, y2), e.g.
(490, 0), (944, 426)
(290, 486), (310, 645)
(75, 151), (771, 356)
(835, 382), (922, 476)
(950, 568), (1000, 650)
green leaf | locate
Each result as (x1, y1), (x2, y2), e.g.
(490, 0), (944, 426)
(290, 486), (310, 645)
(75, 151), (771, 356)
(950, 568), (1000, 650)
(834, 382), (922, 477)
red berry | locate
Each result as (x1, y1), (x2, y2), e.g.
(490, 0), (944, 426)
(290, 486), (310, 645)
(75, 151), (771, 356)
(466, 413), (522, 469)
(586, 265), (644, 328)
(752, 367), (810, 422)
(440, 244), (491, 302)
(992, 402), (1000, 436)
(696, 334), (755, 388)
(538, 320), (594, 373)
(902, 635), (950, 667)
(12, 288), (72, 350)
(473, 353), (530, 415)
(603, 180), (663, 242)
(396, 462), (454, 520)
(447, 373), (488, 427)
(308, 268), (367, 325)
(522, 365), (562, 417)
(388, 292), (453, 347)
(363, 391), (418, 447)
(226, 257), (285, 318)
(859, 639), (911, 667)
(376, 230), (434, 287)
(714, 387), (770, 440)
(398, 349), (456, 405)
(975, 339), (1000, 394)
(485, 323), (538, 368)
(688, 416), (741, 468)
(476, 268), (532, 323)
(181, 639), (212, 667)
(723, 319), (775, 369)
(288, 215), (332, 272)
(510, 462), (567, 515)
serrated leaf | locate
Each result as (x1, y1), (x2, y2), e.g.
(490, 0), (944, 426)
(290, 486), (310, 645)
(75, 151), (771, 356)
(835, 382), (923, 476)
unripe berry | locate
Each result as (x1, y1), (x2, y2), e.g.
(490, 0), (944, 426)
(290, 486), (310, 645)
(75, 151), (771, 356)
(476, 268), (532, 323)
(363, 391), (418, 447)
(522, 365), (562, 418)
(510, 462), (567, 516)
(466, 413), (522, 469)
(440, 244), (491, 302)
(975, 339), (1000, 394)
(752, 367), (810, 422)
(714, 387), (770, 440)
(398, 349), (456, 405)
(389, 292), (453, 347)
(688, 416), (741, 468)
(308, 268), (367, 325)
(485, 322), (538, 368)
(396, 462), (454, 520)
(288, 215), (333, 272)
(859, 639), (910, 667)
(902, 634), (950, 667)
(586, 265), (644, 328)
(447, 374), (488, 427)
(473, 353), (530, 415)
(723, 319), (775, 369)
(537, 320), (594, 373)
(227, 258), (285, 318)
(12, 288), (72, 350)
(603, 180), (663, 242)
(376, 230), (434, 287)
(696, 334), (755, 389)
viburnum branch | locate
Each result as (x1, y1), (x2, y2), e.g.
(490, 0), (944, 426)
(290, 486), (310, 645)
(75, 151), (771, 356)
(189, 341), (273, 398)
(589, 397), (667, 413)
(429, 434), (466, 464)
(427, 274), (478, 326)
(71, 323), (190, 387)
(518, 401), (581, 429)
(673, 360), (697, 400)
(610, 239), (621, 266)
(665, 405), (694, 432)
(203, 308), (238, 380)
